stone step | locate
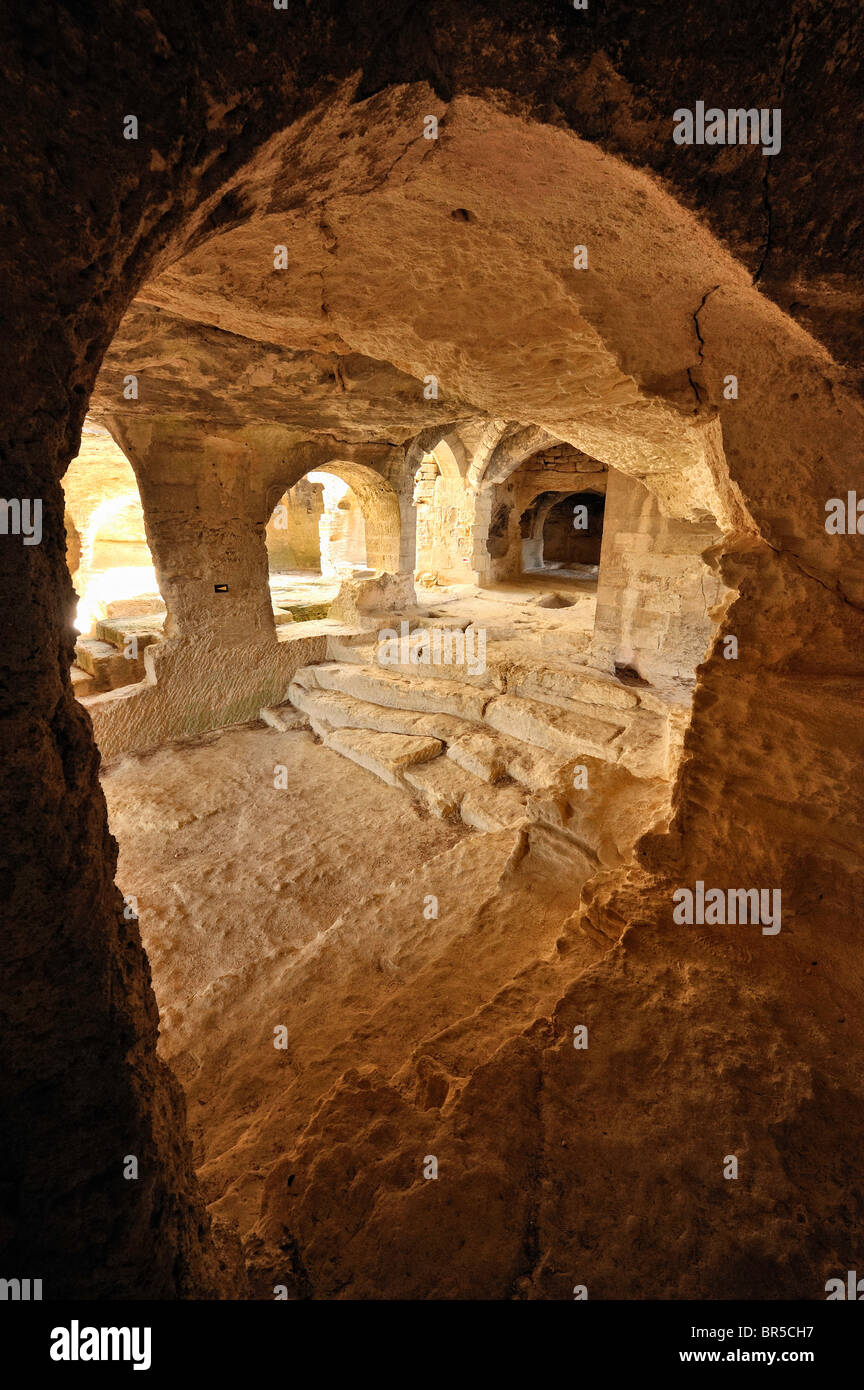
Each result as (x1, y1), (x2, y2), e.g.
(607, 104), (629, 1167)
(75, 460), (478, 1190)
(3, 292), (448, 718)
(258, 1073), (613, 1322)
(483, 694), (624, 762)
(260, 705), (310, 732)
(74, 637), (145, 690)
(404, 756), (528, 830)
(292, 679), (576, 797)
(294, 658), (327, 686)
(318, 727), (443, 788)
(307, 662), (492, 722)
(459, 780), (528, 832)
(446, 727), (572, 793)
(285, 655), (647, 827)
(611, 706), (670, 780)
(445, 728), (509, 783)
(365, 628), (502, 691)
(94, 615), (163, 652)
(294, 661), (624, 779)
(403, 757), (483, 818)
(325, 632), (379, 665)
(344, 634), (641, 717)
(74, 637), (121, 676)
(288, 681), (471, 742)
(509, 664), (639, 713)
(101, 595), (165, 620)
(70, 664), (98, 698)
(368, 653), (500, 692)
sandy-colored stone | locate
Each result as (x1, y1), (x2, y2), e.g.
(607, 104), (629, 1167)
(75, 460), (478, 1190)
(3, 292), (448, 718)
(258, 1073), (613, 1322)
(321, 727), (443, 787)
(484, 694), (624, 762)
(446, 729), (510, 783)
(403, 756), (483, 818)
(460, 782), (527, 831)
(260, 704), (310, 732)
(289, 680), (470, 742)
(313, 662), (492, 722)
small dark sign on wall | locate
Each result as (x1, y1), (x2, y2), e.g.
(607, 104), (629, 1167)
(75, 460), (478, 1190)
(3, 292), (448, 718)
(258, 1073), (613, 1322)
(214, 583), (229, 592)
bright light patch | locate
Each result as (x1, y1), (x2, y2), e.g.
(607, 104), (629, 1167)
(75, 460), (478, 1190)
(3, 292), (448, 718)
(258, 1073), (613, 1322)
(75, 565), (159, 635)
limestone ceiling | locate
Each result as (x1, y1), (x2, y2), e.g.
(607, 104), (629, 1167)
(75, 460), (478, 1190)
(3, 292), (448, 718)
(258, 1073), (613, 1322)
(93, 90), (749, 512)
(91, 304), (476, 443)
(124, 88), (747, 433)
(90, 84), (859, 547)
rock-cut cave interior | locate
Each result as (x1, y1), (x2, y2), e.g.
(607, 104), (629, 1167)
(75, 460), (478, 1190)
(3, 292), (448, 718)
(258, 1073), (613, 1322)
(2, 0), (864, 1317)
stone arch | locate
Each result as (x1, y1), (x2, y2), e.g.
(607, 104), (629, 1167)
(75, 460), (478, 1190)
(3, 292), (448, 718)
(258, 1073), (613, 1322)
(266, 460), (404, 575)
(430, 436), (468, 482)
(62, 422), (163, 640)
(411, 445), (475, 581)
(121, 96), (858, 1300)
(521, 486), (607, 571)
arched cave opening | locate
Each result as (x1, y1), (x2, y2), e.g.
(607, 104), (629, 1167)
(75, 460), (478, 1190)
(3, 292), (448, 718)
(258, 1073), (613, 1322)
(266, 470), (369, 622)
(535, 489), (606, 570)
(63, 419), (164, 698)
(10, 107), (744, 1303)
(412, 447), (473, 586)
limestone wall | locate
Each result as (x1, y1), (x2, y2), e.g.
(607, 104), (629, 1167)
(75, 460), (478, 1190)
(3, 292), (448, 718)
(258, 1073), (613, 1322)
(318, 483), (367, 574)
(63, 425), (148, 565)
(266, 477), (324, 571)
(62, 423), (159, 634)
(591, 470), (726, 684)
(413, 457), (475, 581)
(83, 629), (328, 762)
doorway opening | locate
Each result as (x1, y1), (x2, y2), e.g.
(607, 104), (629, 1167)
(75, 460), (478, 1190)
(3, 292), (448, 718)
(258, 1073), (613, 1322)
(63, 420), (163, 697)
(267, 470), (367, 622)
(266, 466), (394, 622)
(521, 488), (606, 575)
